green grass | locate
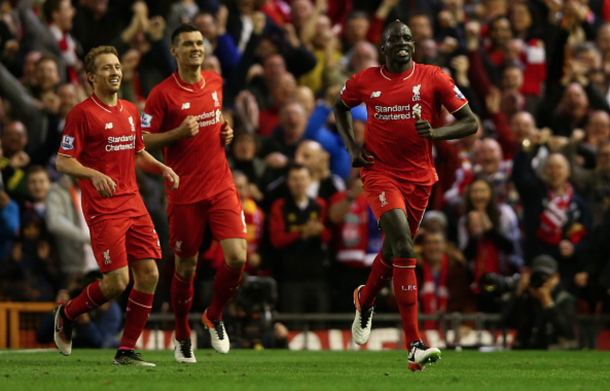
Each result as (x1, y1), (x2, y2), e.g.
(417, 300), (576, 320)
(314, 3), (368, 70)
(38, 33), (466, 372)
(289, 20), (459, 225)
(0, 349), (609, 391)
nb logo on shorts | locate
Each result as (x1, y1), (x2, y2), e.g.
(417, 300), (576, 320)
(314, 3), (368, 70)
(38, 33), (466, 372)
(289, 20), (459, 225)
(103, 249), (111, 265)
(379, 191), (388, 208)
(175, 241), (182, 252)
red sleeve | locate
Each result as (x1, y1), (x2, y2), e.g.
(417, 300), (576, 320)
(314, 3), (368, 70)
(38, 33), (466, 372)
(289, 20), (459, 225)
(491, 112), (515, 160)
(366, 16), (384, 44)
(141, 87), (166, 134)
(316, 198), (332, 244)
(329, 191), (347, 206)
(58, 105), (87, 158)
(269, 199), (301, 249)
(433, 69), (469, 114)
(340, 71), (365, 108)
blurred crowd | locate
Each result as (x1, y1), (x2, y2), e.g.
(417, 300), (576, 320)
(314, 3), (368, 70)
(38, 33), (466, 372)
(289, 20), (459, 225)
(2, 0), (610, 349)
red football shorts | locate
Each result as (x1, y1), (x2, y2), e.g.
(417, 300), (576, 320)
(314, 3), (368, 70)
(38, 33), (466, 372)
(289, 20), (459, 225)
(89, 214), (162, 273)
(363, 173), (432, 236)
(168, 186), (246, 258)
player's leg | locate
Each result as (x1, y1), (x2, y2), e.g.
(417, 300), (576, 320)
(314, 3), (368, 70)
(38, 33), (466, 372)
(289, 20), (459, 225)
(381, 184), (440, 371)
(112, 258), (158, 367)
(112, 215), (162, 367)
(168, 202), (206, 362)
(351, 176), (402, 345)
(54, 219), (130, 356)
(203, 188), (247, 354)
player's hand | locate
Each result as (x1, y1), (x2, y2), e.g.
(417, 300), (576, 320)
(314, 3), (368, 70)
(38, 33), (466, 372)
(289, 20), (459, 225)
(177, 116), (199, 139)
(91, 172), (117, 198)
(162, 166), (179, 190)
(348, 145), (374, 167)
(414, 112), (435, 140)
(221, 120), (234, 146)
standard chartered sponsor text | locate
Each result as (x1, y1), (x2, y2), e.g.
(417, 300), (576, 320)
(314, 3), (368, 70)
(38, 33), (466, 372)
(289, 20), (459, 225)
(106, 134), (136, 152)
(195, 109), (221, 127)
(374, 104), (413, 120)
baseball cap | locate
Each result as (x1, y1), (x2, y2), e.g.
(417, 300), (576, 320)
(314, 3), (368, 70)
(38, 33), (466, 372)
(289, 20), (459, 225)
(421, 210), (448, 228)
(531, 255), (558, 275)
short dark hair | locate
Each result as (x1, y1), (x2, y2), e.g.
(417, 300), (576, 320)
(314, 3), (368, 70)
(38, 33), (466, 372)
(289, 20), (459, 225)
(27, 165), (49, 179)
(43, 0), (64, 23)
(171, 23), (201, 46)
(36, 53), (59, 69)
(348, 10), (370, 22)
(287, 163), (309, 176)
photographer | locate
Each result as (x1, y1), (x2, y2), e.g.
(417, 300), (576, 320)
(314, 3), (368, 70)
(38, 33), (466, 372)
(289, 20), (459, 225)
(503, 255), (577, 350)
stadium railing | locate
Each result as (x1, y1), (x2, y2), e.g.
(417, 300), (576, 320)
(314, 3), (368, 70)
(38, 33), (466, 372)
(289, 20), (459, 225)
(0, 302), (56, 348)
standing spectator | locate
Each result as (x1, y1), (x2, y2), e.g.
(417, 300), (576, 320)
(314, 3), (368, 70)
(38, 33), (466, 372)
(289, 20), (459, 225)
(227, 132), (265, 202)
(328, 171), (382, 311)
(514, 148), (592, 284)
(1, 121), (31, 204)
(258, 72), (297, 136)
(269, 164), (331, 316)
(0, 176), (19, 262)
(45, 175), (98, 287)
(416, 228), (475, 330)
(233, 171), (266, 276)
(42, 0), (81, 82)
(24, 165), (51, 219)
(457, 179), (523, 292)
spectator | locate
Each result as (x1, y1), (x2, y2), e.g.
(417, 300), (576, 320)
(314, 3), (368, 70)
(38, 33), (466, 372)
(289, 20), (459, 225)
(1, 121), (31, 204)
(258, 72), (297, 136)
(259, 102), (308, 188)
(458, 179), (523, 294)
(265, 140), (345, 209)
(24, 165), (51, 219)
(328, 171), (382, 312)
(566, 141), (610, 227)
(45, 175), (98, 286)
(42, 0), (80, 82)
(503, 255), (577, 350)
(0, 177), (19, 262)
(269, 164), (331, 316)
(416, 228), (476, 329)
(227, 132), (265, 201)
(233, 171), (266, 276)
(513, 149), (592, 284)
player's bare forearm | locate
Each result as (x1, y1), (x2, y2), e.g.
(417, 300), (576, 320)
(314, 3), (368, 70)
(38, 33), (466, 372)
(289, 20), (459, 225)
(416, 104), (478, 141)
(333, 97), (357, 150)
(56, 154), (100, 180)
(135, 150), (180, 189)
(431, 104), (478, 141)
(135, 150), (166, 175)
(142, 130), (182, 151)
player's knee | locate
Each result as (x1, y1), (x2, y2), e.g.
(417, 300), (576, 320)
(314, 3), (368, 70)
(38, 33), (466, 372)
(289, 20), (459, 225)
(102, 275), (129, 298)
(392, 237), (416, 259)
(225, 251), (247, 269)
(139, 267), (159, 290)
(176, 255), (198, 279)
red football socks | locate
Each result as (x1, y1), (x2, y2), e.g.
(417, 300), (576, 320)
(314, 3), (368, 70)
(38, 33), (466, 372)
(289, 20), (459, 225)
(393, 258), (421, 344)
(207, 262), (244, 321)
(171, 271), (195, 341)
(64, 281), (108, 321)
(359, 252), (393, 308)
(119, 289), (154, 351)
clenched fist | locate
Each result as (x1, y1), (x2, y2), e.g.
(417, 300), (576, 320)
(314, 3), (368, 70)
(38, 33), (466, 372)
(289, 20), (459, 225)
(176, 116), (199, 139)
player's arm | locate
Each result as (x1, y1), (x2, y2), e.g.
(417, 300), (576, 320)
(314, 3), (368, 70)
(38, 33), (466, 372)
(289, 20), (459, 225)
(135, 150), (179, 190)
(333, 97), (374, 167)
(142, 116), (199, 151)
(56, 155), (117, 198)
(415, 104), (478, 141)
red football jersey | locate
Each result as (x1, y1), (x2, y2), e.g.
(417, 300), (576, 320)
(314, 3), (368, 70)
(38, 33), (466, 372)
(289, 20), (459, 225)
(142, 70), (232, 204)
(340, 62), (468, 185)
(58, 94), (147, 225)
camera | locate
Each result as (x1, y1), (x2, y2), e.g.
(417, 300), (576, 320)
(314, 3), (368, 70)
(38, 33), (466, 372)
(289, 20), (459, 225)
(479, 273), (521, 297)
(529, 271), (550, 289)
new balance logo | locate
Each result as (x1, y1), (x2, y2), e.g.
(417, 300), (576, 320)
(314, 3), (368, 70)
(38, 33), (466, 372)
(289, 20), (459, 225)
(103, 249), (111, 265)
(105, 123), (113, 129)
(379, 191), (388, 207)
(371, 91), (381, 98)
(181, 102), (191, 110)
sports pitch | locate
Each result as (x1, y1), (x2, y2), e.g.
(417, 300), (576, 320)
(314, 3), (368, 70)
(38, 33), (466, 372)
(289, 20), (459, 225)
(0, 349), (608, 391)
